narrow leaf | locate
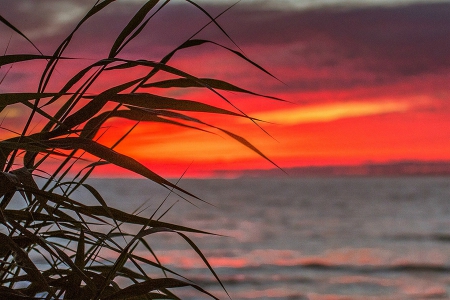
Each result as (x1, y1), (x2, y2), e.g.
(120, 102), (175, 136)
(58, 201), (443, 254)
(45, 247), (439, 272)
(0, 232), (50, 292)
(102, 278), (218, 300)
(0, 54), (70, 67)
(45, 137), (200, 198)
(0, 15), (43, 55)
(109, 0), (160, 58)
(142, 78), (286, 101)
(57, 77), (143, 131)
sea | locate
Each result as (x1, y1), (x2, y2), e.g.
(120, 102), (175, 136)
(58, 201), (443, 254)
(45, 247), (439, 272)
(76, 176), (450, 300)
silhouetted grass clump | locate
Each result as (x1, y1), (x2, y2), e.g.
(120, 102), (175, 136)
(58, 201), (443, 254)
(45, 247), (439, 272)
(0, 1), (280, 298)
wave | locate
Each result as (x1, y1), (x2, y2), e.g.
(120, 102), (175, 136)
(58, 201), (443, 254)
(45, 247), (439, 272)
(384, 233), (450, 242)
(288, 262), (450, 274)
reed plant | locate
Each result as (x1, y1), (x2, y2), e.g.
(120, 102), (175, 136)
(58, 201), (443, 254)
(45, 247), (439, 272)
(0, 1), (280, 299)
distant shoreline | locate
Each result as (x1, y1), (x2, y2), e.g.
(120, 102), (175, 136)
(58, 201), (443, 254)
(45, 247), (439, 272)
(213, 161), (450, 178)
(86, 161), (450, 179)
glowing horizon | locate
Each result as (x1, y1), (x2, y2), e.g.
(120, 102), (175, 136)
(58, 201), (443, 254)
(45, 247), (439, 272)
(1, 0), (450, 178)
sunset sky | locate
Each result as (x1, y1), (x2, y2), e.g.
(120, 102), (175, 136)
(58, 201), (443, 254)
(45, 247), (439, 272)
(1, 0), (450, 177)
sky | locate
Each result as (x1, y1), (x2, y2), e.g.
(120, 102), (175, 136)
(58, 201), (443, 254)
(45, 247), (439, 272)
(1, 0), (450, 177)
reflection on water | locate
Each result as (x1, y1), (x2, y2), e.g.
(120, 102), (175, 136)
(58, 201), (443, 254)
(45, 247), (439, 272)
(78, 177), (450, 299)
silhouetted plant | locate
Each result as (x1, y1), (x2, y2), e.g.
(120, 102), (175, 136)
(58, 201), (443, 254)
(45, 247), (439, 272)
(0, 1), (280, 299)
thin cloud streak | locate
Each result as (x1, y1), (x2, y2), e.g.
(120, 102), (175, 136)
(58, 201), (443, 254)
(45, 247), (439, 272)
(251, 100), (413, 125)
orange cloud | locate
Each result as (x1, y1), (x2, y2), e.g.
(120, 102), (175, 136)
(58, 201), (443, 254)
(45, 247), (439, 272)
(250, 99), (416, 125)
(0, 106), (22, 118)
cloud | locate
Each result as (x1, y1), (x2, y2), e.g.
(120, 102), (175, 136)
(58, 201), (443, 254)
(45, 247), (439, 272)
(0, 106), (21, 118)
(220, 2), (450, 75)
(172, 0), (449, 10)
(3, 1), (450, 69)
(251, 99), (414, 125)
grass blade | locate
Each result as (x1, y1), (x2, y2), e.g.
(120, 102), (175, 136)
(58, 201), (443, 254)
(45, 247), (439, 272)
(143, 78), (287, 102)
(109, 0), (160, 58)
(102, 278), (218, 300)
(0, 55), (69, 67)
(45, 137), (200, 198)
(0, 15), (43, 55)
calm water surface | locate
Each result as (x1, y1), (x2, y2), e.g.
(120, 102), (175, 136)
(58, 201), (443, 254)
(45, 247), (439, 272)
(79, 177), (450, 299)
